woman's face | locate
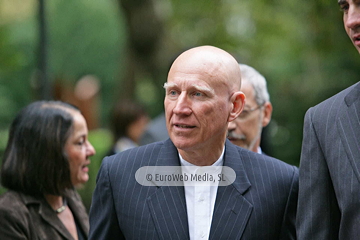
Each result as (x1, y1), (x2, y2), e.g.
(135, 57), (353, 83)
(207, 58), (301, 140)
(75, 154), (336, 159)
(64, 111), (96, 186)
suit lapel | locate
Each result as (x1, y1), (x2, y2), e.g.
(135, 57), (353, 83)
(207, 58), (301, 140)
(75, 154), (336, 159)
(147, 140), (190, 240)
(209, 140), (252, 240)
(21, 194), (73, 240)
(148, 140), (253, 239)
(338, 82), (360, 183)
(38, 204), (74, 240)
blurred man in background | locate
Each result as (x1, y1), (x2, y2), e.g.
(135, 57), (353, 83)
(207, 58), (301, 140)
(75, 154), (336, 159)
(227, 64), (272, 154)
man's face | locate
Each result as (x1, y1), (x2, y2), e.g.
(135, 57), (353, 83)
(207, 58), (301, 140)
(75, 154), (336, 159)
(164, 60), (234, 152)
(339, 0), (360, 53)
(227, 81), (265, 152)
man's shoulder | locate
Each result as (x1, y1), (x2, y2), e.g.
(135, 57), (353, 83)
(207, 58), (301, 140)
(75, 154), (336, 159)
(254, 150), (297, 173)
(304, 82), (360, 126)
(101, 140), (168, 169)
(232, 144), (298, 174)
(311, 82), (359, 113)
(230, 145), (298, 192)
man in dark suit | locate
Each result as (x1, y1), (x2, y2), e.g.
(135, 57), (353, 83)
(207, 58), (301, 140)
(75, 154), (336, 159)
(227, 64), (272, 154)
(89, 46), (298, 239)
(296, 1), (360, 239)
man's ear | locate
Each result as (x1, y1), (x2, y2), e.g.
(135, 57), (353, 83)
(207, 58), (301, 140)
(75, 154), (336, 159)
(228, 91), (245, 122)
(261, 102), (272, 127)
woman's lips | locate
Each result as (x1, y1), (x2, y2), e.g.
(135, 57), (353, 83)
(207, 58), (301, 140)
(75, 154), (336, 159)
(82, 162), (90, 172)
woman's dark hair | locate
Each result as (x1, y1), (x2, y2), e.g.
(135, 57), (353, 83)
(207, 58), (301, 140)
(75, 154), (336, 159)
(0, 101), (79, 196)
(110, 99), (147, 142)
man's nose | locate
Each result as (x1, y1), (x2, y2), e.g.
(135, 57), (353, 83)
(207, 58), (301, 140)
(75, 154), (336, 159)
(345, 6), (360, 30)
(173, 92), (192, 115)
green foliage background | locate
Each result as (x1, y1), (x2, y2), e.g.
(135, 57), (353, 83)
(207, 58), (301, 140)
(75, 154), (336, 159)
(1, 0), (359, 209)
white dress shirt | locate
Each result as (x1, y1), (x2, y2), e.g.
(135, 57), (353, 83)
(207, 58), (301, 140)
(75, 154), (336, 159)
(179, 147), (225, 240)
(257, 146), (262, 154)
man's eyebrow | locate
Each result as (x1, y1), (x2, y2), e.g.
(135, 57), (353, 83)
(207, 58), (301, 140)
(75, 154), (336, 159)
(163, 82), (215, 95)
(192, 85), (215, 95)
(163, 82), (177, 89)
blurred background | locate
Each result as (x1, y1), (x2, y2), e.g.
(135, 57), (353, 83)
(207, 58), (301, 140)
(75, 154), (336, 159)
(1, 0), (359, 210)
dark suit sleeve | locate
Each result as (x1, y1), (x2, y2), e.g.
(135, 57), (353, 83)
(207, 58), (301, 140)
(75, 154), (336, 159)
(296, 108), (340, 240)
(279, 166), (298, 240)
(89, 157), (125, 240)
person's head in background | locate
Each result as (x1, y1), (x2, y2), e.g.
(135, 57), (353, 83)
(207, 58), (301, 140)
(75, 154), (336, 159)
(109, 99), (149, 154)
(1, 100), (96, 196)
(339, 0), (360, 54)
(227, 64), (272, 153)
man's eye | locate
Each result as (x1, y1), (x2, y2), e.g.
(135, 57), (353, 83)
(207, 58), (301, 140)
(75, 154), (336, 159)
(339, 4), (349, 12)
(194, 92), (203, 97)
(239, 110), (249, 119)
(169, 90), (177, 95)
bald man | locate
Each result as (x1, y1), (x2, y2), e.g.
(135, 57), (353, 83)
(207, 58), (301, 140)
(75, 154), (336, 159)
(89, 46), (298, 240)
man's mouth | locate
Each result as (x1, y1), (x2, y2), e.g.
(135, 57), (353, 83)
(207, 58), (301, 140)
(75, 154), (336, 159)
(175, 124), (195, 128)
(227, 132), (246, 141)
(353, 34), (360, 44)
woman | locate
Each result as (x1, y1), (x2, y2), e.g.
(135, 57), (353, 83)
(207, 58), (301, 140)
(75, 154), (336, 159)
(0, 101), (96, 240)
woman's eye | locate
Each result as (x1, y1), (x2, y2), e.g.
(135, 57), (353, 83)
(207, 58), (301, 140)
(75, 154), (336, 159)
(77, 139), (85, 146)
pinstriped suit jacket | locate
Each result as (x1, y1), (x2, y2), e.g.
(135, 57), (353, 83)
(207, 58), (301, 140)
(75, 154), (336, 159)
(89, 139), (298, 240)
(297, 82), (360, 240)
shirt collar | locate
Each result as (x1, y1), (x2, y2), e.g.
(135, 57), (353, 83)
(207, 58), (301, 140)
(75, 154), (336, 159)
(179, 146), (225, 167)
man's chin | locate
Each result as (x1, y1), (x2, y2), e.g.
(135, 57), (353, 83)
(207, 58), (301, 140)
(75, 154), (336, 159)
(171, 137), (195, 151)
